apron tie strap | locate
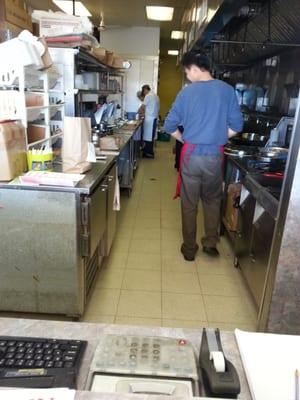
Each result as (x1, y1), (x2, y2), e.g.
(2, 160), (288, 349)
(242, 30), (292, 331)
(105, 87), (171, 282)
(174, 144), (225, 200)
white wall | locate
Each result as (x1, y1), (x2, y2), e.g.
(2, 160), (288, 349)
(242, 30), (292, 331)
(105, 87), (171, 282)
(101, 27), (160, 113)
(100, 27), (160, 57)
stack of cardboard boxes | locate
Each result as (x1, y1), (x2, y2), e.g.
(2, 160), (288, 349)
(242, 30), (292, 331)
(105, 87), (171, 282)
(0, 0), (32, 42)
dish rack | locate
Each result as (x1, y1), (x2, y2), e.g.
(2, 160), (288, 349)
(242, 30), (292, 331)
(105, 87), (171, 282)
(0, 62), (64, 150)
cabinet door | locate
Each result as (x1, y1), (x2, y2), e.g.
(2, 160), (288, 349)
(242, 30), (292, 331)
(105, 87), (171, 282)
(235, 187), (256, 260)
(106, 165), (117, 256)
(248, 210), (275, 307)
(89, 182), (107, 257)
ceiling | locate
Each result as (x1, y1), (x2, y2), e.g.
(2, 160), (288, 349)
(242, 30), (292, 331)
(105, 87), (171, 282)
(27, 0), (189, 56)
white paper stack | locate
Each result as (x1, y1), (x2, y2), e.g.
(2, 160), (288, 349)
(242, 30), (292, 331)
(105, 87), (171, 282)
(0, 388), (75, 400)
(235, 329), (300, 400)
(19, 171), (85, 187)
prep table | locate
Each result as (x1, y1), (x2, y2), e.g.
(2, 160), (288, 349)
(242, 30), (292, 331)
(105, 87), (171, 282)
(0, 124), (140, 317)
(0, 318), (252, 400)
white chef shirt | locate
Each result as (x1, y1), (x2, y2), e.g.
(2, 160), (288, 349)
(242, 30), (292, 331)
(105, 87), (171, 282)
(143, 92), (160, 120)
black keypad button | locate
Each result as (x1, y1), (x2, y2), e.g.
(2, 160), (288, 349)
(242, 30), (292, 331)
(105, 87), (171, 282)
(35, 360), (44, 367)
(54, 361), (63, 368)
(45, 361), (54, 368)
(64, 361), (74, 368)
(25, 360), (35, 367)
(7, 347), (16, 353)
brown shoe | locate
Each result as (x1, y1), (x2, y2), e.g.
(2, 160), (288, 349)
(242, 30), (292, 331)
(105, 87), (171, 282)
(203, 246), (220, 257)
(180, 244), (199, 262)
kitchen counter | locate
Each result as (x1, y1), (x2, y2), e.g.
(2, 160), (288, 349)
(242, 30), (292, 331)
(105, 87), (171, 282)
(0, 318), (252, 400)
(0, 122), (142, 317)
(0, 157), (116, 195)
(0, 122), (142, 195)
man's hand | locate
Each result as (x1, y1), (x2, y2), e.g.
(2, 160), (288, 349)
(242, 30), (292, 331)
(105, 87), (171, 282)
(171, 129), (184, 143)
(138, 104), (145, 116)
(228, 128), (237, 138)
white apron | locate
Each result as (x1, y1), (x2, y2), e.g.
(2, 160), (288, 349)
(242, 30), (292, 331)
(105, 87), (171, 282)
(143, 117), (156, 142)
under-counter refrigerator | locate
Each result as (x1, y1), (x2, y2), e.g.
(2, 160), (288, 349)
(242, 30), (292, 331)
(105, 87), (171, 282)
(0, 160), (116, 317)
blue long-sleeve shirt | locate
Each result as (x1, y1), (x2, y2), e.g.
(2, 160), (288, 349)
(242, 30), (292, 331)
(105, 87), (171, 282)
(164, 80), (243, 154)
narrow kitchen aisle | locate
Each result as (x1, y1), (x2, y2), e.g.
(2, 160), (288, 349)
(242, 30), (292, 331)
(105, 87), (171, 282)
(83, 141), (257, 331)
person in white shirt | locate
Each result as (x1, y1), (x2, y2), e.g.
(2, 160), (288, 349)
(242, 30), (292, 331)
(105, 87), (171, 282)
(139, 84), (160, 158)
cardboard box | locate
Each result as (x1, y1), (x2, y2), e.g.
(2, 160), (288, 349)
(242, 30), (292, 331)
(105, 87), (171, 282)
(105, 50), (114, 67)
(0, 21), (23, 43)
(112, 55), (124, 69)
(25, 93), (45, 107)
(91, 47), (106, 63)
(27, 125), (46, 144)
(39, 17), (82, 37)
(38, 37), (53, 70)
(0, 0), (32, 31)
(224, 183), (242, 232)
(0, 122), (27, 181)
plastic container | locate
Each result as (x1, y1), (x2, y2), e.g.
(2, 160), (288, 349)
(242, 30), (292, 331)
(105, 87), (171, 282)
(27, 150), (53, 171)
(157, 131), (170, 142)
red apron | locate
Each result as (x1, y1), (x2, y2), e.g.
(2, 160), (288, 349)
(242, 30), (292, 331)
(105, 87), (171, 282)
(174, 144), (225, 199)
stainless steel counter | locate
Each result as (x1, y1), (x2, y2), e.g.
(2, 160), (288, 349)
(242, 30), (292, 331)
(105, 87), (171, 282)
(0, 318), (252, 400)
(0, 123), (141, 317)
(223, 156), (281, 312)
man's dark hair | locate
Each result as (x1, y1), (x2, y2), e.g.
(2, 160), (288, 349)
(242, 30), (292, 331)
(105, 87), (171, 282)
(181, 51), (211, 72)
(142, 84), (151, 92)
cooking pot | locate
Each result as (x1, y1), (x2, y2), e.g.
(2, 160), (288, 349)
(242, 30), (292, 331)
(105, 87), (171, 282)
(257, 147), (288, 162)
(242, 132), (267, 142)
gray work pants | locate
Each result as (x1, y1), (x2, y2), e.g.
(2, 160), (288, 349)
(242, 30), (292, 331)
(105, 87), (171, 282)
(180, 154), (223, 258)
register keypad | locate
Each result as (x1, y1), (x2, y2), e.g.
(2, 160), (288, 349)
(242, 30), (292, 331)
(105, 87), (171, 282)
(92, 335), (198, 379)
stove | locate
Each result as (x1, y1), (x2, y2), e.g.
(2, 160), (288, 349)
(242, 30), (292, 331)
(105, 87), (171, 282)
(244, 158), (286, 173)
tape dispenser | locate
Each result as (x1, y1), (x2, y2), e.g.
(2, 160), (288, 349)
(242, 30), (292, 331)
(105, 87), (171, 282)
(199, 328), (240, 398)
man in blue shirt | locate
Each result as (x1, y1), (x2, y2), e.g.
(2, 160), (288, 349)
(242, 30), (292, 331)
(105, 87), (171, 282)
(164, 51), (243, 261)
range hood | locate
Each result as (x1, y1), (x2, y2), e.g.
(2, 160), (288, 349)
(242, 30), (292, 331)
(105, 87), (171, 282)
(193, 0), (300, 71)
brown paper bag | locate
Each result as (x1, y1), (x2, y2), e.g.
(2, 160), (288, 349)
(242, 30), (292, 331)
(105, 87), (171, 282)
(62, 117), (91, 174)
(0, 122), (27, 181)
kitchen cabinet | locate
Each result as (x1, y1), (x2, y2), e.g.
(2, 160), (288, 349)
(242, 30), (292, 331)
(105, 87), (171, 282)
(235, 184), (278, 309)
(0, 160), (115, 317)
(234, 185), (256, 266)
(246, 208), (275, 307)
(103, 163), (117, 256)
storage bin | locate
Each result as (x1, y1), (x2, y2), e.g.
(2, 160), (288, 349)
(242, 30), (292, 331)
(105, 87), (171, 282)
(27, 150), (53, 171)
(25, 92), (45, 107)
(27, 125), (46, 144)
(157, 131), (170, 142)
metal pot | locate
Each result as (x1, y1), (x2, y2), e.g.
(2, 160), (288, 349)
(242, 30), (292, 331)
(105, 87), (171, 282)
(242, 132), (267, 142)
(257, 147), (288, 162)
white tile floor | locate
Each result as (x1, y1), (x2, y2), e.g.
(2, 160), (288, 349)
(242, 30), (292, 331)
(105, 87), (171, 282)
(82, 140), (258, 331)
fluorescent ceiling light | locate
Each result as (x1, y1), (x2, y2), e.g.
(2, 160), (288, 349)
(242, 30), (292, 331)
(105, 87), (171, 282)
(168, 50), (179, 56)
(171, 30), (184, 40)
(146, 6), (174, 21)
(52, 0), (91, 16)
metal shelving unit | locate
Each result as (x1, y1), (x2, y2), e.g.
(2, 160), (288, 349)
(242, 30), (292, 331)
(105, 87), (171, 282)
(0, 64), (64, 150)
(48, 47), (125, 119)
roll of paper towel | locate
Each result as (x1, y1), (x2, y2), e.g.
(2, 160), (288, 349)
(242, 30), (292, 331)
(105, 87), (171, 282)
(210, 351), (226, 373)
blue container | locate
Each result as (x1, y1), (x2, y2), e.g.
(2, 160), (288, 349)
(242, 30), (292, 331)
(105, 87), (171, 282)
(127, 112), (137, 121)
